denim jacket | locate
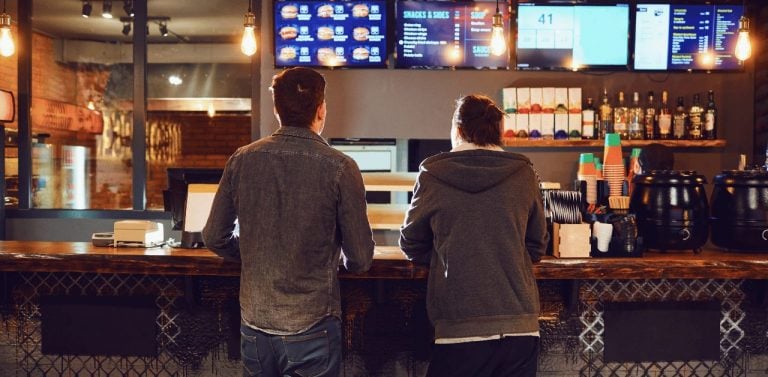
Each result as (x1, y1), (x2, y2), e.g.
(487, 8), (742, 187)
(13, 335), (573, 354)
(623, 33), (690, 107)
(203, 126), (375, 335)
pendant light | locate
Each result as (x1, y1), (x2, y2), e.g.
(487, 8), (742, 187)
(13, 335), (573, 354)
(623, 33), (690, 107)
(0, 0), (14, 58)
(490, 0), (506, 56)
(734, 15), (751, 61)
(241, 0), (257, 56)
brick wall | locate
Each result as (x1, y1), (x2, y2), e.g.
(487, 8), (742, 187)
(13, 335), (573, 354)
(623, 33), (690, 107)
(31, 33), (77, 104)
(145, 112), (251, 209)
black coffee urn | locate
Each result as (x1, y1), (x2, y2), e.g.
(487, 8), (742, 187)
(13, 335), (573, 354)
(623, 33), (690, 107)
(711, 170), (768, 251)
(630, 170), (709, 252)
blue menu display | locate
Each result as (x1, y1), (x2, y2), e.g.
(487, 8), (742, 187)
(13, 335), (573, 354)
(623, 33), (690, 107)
(395, 1), (509, 69)
(274, 1), (387, 68)
(516, 4), (630, 70)
(634, 4), (743, 70)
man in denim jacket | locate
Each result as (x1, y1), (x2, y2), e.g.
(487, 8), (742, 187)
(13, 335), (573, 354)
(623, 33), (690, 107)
(203, 67), (375, 377)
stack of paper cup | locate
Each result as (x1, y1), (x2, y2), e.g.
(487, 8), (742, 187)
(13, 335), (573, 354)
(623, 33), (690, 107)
(594, 221), (614, 253)
(602, 133), (625, 197)
(594, 157), (603, 180)
(577, 153), (598, 205)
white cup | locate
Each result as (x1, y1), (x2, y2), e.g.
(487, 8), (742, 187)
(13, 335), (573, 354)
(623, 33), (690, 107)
(594, 222), (614, 252)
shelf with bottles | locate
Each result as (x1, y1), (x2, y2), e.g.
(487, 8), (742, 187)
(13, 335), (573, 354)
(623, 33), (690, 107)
(502, 138), (726, 148)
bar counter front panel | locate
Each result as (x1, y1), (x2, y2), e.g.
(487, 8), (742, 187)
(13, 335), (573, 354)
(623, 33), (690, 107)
(1, 241), (768, 376)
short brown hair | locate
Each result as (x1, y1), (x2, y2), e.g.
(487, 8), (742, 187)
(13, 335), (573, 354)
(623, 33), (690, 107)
(454, 94), (504, 146)
(270, 68), (326, 128)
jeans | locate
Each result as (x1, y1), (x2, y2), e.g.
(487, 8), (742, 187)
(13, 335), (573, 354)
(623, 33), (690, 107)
(240, 316), (342, 377)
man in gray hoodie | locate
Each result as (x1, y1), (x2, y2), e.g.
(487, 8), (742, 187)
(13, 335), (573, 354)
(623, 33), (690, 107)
(400, 94), (548, 377)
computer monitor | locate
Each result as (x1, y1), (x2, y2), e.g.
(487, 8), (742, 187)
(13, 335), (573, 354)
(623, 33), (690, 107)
(163, 168), (224, 236)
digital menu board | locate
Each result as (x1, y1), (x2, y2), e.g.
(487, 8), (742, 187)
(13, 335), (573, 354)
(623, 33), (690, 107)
(395, 1), (509, 69)
(516, 4), (630, 70)
(274, 1), (388, 68)
(634, 4), (743, 71)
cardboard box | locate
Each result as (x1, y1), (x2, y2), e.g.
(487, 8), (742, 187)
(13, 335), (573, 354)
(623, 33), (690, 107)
(516, 88), (530, 112)
(552, 222), (591, 258)
(502, 87), (517, 113)
(542, 87), (555, 113)
(530, 88), (543, 113)
(516, 113), (529, 134)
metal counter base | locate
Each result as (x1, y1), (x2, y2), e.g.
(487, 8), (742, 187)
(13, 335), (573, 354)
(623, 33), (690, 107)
(1, 273), (768, 376)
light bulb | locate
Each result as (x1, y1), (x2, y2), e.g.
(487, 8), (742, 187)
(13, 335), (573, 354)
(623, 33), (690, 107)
(734, 16), (751, 61)
(0, 12), (13, 57)
(241, 11), (257, 57)
(0, 27), (14, 58)
(735, 31), (751, 61)
(490, 13), (506, 57)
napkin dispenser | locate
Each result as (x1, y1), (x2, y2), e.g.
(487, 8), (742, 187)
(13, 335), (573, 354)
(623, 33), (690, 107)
(114, 220), (164, 247)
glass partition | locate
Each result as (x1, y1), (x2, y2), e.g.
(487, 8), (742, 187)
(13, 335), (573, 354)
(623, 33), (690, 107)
(145, 0), (251, 210)
(31, 0), (133, 209)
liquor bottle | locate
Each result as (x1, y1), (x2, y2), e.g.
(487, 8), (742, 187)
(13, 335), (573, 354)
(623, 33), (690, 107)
(582, 97), (597, 140)
(644, 91), (656, 140)
(704, 90), (717, 140)
(598, 89), (613, 138)
(688, 94), (704, 140)
(673, 96), (687, 140)
(613, 91), (628, 139)
(658, 90), (672, 140)
(628, 92), (644, 140)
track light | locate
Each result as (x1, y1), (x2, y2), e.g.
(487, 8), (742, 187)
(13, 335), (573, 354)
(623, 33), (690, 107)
(490, 0), (506, 56)
(159, 21), (168, 37)
(0, 0), (14, 58)
(122, 21), (131, 36)
(123, 0), (134, 17)
(102, 0), (113, 19)
(241, 1), (257, 56)
(81, 1), (92, 18)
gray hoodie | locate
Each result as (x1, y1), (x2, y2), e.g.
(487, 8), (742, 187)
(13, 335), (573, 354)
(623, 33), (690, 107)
(400, 149), (548, 339)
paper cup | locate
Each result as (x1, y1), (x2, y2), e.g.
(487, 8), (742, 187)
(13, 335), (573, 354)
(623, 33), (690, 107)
(594, 222), (613, 252)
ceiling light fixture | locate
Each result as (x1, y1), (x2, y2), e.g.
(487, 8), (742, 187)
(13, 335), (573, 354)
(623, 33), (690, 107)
(490, 0), (506, 56)
(241, 0), (257, 56)
(81, 1), (93, 18)
(123, 0), (134, 17)
(0, 0), (14, 58)
(168, 75), (183, 86)
(102, 0), (113, 19)
(159, 21), (168, 37)
(122, 21), (131, 36)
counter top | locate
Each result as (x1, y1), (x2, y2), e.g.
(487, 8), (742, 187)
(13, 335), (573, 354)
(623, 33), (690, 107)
(1, 241), (768, 279)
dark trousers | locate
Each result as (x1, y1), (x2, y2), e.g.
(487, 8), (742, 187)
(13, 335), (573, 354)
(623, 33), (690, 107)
(426, 336), (539, 377)
(240, 316), (342, 377)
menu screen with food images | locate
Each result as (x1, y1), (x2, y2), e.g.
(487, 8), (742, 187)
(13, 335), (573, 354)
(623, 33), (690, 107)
(274, 1), (388, 68)
(395, 1), (509, 69)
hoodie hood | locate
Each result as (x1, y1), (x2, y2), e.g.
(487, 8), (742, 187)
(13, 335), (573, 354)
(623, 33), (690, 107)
(420, 150), (532, 193)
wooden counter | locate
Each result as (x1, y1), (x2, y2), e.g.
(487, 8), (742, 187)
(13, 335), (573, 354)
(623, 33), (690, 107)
(1, 241), (768, 279)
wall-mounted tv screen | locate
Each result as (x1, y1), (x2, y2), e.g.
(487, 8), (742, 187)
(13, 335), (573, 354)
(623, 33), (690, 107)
(633, 4), (743, 71)
(273, 1), (388, 68)
(516, 3), (630, 70)
(395, 1), (509, 69)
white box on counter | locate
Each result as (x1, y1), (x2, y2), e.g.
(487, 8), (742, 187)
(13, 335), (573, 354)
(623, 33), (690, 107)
(552, 222), (591, 258)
